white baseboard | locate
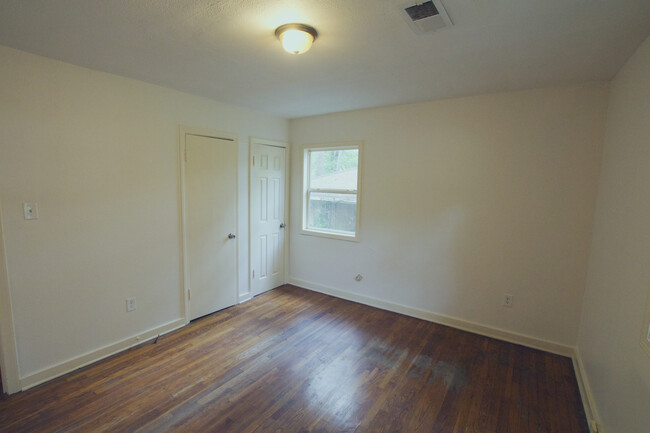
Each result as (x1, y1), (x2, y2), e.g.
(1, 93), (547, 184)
(288, 277), (575, 357)
(20, 318), (186, 391)
(572, 349), (603, 433)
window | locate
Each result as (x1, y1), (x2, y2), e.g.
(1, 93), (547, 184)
(302, 143), (362, 240)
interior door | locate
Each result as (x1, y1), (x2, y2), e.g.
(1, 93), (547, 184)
(186, 134), (238, 320)
(250, 142), (286, 296)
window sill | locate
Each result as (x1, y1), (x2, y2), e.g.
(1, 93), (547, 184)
(300, 229), (359, 242)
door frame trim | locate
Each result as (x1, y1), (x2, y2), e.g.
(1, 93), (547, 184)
(0, 199), (21, 394)
(247, 137), (290, 301)
(179, 126), (239, 324)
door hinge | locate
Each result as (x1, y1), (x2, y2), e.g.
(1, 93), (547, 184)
(252, 269), (255, 279)
(252, 155), (255, 166)
(187, 288), (191, 300)
(184, 148), (187, 162)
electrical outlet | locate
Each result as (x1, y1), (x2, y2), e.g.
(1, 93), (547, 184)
(126, 297), (137, 312)
(503, 294), (513, 307)
(23, 202), (39, 220)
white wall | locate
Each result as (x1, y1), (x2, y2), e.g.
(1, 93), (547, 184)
(577, 36), (650, 433)
(0, 45), (288, 384)
(289, 83), (608, 347)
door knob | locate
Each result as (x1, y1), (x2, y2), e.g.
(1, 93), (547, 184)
(280, 223), (286, 229)
(228, 233), (236, 239)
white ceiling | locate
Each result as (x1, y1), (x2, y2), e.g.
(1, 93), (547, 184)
(1, 0), (649, 118)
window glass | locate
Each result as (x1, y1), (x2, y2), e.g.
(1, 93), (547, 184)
(309, 149), (358, 190)
(307, 192), (357, 234)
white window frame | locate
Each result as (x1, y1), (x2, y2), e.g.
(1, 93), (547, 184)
(301, 142), (363, 241)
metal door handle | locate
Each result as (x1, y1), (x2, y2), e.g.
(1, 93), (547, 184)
(280, 223), (286, 229)
(228, 233), (236, 239)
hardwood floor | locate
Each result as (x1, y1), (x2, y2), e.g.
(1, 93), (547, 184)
(0, 285), (589, 433)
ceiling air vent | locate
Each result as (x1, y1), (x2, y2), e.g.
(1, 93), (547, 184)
(400, 1), (453, 34)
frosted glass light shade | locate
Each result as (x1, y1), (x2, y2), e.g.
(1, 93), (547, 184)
(280, 29), (313, 54)
(275, 24), (318, 55)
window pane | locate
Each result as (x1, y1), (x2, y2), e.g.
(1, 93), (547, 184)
(309, 149), (358, 190)
(308, 192), (357, 234)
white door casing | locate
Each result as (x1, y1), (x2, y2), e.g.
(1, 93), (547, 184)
(184, 133), (238, 320)
(250, 140), (286, 296)
(0, 199), (20, 394)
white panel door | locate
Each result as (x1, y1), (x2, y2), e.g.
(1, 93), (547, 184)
(251, 143), (286, 296)
(186, 134), (238, 320)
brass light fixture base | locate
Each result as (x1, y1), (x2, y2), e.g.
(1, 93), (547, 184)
(274, 23), (318, 41)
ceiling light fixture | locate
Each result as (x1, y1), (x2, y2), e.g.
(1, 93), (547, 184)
(275, 23), (318, 55)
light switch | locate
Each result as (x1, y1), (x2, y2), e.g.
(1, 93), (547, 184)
(23, 202), (39, 220)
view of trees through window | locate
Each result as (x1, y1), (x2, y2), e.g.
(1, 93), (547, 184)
(306, 148), (359, 236)
(310, 149), (358, 182)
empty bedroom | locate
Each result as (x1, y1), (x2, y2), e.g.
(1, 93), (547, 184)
(0, 1), (649, 432)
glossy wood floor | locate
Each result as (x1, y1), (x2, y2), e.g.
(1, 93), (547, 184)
(0, 285), (589, 433)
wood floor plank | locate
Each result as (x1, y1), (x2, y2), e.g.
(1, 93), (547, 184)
(0, 285), (589, 433)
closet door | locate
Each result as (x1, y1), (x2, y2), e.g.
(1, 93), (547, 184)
(185, 134), (237, 320)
